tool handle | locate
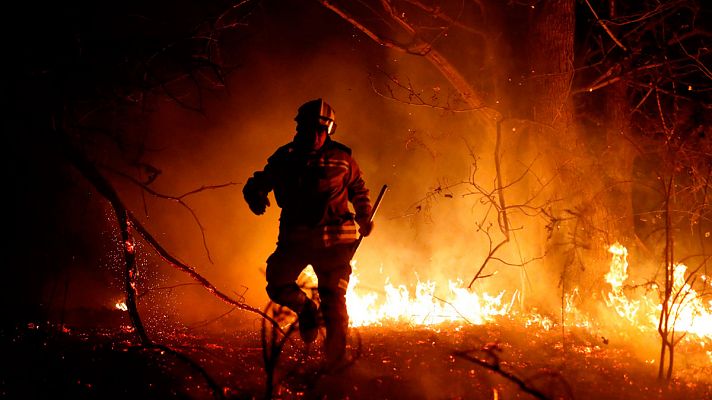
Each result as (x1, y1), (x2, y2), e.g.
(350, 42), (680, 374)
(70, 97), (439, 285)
(352, 184), (388, 255)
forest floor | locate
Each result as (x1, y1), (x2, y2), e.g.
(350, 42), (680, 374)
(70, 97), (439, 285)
(1, 308), (711, 400)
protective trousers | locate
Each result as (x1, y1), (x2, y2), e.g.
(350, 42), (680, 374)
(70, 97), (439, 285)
(265, 242), (353, 364)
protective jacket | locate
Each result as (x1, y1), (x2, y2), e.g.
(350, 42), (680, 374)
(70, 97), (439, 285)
(244, 137), (371, 247)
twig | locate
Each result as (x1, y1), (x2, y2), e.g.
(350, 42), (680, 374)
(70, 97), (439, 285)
(261, 302), (298, 400)
(188, 306), (239, 330)
(128, 213), (285, 334)
(432, 295), (474, 324)
(144, 343), (227, 400)
(453, 348), (552, 400)
(137, 282), (203, 299)
(105, 166), (237, 264)
(583, 0), (627, 51)
(369, 68), (480, 112)
(316, 0), (488, 110)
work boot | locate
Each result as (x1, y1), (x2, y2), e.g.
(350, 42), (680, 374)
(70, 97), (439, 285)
(298, 300), (319, 344)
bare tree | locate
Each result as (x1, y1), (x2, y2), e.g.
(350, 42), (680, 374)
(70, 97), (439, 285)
(576, 0), (712, 379)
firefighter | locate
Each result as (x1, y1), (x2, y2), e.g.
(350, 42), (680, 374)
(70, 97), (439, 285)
(243, 98), (373, 368)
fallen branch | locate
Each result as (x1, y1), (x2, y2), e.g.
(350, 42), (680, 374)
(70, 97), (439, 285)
(142, 343), (227, 400)
(128, 212), (284, 334)
(453, 345), (572, 400)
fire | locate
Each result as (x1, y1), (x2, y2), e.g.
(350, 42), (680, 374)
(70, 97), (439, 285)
(603, 243), (655, 328)
(603, 243), (712, 339)
(299, 263), (512, 327)
(291, 245), (712, 340)
(664, 263), (712, 337)
(348, 275), (511, 327)
(106, 241), (710, 364)
(125, 239), (135, 254)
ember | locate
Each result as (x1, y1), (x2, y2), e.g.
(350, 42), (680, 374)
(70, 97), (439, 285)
(115, 301), (128, 312)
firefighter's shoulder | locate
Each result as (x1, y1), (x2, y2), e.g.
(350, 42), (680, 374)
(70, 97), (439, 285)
(268, 143), (296, 163)
(328, 140), (352, 155)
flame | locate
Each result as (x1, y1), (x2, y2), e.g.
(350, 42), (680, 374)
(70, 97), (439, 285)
(299, 263), (511, 327)
(664, 263), (712, 337)
(603, 243), (712, 339)
(290, 244), (712, 341)
(603, 243), (654, 327)
(125, 239), (135, 254)
(106, 239), (711, 366)
(348, 276), (510, 327)
(525, 310), (554, 331)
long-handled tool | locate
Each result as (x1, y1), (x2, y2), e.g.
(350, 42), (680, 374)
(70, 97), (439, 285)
(352, 184), (388, 256)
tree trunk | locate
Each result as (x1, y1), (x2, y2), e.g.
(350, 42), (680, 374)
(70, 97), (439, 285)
(527, 0), (575, 130)
(602, 81), (636, 244)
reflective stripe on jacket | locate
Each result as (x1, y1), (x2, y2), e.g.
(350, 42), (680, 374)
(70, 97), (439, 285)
(277, 220), (359, 248)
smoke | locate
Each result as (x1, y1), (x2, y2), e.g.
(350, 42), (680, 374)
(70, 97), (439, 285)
(115, 4), (537, 327)
(102, 1), (615, 326)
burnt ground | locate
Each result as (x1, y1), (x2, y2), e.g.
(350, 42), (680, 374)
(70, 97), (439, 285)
(1, 311), (711, 400)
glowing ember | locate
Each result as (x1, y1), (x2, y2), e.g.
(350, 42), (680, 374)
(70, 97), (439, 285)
(115, 301), (128, 311)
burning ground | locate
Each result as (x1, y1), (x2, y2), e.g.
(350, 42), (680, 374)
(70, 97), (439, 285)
(2, 313), (710, 399)
(2, 245), (711, 399)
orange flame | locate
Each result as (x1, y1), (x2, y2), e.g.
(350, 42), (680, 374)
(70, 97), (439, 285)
(299, 263), (512, 327)
(603, 243), (712, 338)
(292, 245), (712, 345)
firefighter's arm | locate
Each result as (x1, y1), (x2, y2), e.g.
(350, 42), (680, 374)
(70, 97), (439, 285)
(347, 157), (373, 236)
(243, 165), (273, 216)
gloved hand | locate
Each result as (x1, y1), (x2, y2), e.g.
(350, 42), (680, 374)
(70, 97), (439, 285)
(243, 179), (270, 215)
(246, 194), (270, 215)
(357, 218), (374, 237)
(248, 195), (270, 215)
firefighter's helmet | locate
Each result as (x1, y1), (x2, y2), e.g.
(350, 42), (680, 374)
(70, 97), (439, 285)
(295, 98), (337, 135)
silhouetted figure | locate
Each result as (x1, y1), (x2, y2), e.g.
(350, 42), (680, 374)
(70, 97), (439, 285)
(243, 99), (373, 368)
